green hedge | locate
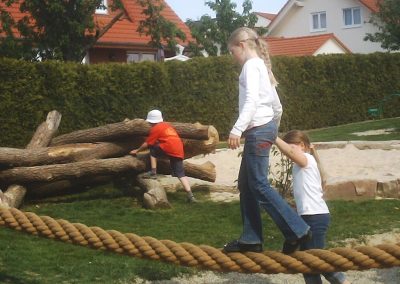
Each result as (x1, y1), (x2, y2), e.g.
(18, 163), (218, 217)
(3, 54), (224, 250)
(273, 53), (400, 130)
(0, 53), (399, 147)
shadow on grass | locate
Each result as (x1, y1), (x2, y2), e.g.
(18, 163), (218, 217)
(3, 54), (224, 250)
(0, 273), (39, 284)
(25, 179), (143, 205)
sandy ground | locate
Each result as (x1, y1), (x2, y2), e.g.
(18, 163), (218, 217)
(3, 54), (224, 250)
(145, 135), (400, 284)
(187, 140), (400, 190)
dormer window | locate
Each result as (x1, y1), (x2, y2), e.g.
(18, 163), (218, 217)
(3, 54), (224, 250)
(343, 7), (361, 28)
(311, 11), (327, 32)
(96, 0), (108, 14)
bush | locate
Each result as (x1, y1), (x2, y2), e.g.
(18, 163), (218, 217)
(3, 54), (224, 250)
(0, 53), (399, 147)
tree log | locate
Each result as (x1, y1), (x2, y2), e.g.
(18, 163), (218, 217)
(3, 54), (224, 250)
(0, 156), (145, 185)
(182, 125), (219, 159)
(50, 119), (214, 146)
(0, 141), (143, 167)
(156, 160), (216, 182)
(1, 110), (62, 208)
(0, 132), (217, 167)
(136, 174), (171, 209)
(27, 111), (62, 148)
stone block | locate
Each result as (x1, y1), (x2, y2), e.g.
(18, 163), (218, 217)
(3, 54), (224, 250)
(376, 179), (400, 198)
(324, 177), (377, 200)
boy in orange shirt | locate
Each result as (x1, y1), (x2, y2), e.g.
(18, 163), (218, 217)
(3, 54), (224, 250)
(130, 110), (197, 203)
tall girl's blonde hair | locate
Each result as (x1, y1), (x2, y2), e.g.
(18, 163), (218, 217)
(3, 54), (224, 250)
(228, 27), (278, 86)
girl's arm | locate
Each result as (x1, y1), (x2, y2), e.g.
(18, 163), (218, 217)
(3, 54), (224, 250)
(230, 63), (259, 137)
(274, 137), (308, 167)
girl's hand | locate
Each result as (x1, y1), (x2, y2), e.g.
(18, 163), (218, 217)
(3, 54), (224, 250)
(228, 134), (241, 150)
(130, 149), (138, 156)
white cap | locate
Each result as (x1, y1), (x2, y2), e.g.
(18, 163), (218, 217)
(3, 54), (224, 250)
(146, 109), (163, 123)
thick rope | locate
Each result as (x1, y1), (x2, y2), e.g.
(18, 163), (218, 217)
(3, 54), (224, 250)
(1, 207), (399, 274)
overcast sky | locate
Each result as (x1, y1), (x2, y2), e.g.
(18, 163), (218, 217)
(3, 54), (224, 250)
(166, 0), (287, 22)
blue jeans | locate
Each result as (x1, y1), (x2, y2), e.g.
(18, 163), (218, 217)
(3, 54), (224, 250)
(237, 121), (310, 244)
(301, 214), (347, 284)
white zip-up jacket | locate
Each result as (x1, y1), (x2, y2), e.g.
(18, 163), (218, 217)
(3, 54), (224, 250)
(230, 57), (283, 137)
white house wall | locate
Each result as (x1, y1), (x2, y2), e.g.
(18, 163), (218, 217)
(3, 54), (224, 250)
(269, 0), (386, 53)
(255, 15), (271, 29)
(315, 39), (347, 55)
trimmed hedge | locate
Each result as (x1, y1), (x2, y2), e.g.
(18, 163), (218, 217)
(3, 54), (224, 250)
(273, 53), (400, 130)
(0, 53), (399, 147)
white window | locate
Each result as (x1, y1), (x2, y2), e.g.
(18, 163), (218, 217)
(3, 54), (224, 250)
(343, 7), (361, 27)
(127, 52), (156, 63)
(311, 11), (327, 32)
(95, 0), (108, 14)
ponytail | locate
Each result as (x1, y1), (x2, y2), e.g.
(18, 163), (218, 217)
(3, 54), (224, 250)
(256, 38), (278, 87)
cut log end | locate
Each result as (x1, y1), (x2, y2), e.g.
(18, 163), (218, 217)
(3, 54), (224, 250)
(137, 173), (172, 209)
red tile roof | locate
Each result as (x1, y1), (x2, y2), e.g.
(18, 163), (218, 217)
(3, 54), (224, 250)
(95, 0), (193, 47)
(0, 0), (193, 48)
(265, 34), (351, 56)
(0, 2), (30, 37)
(359, 0), (380, 13)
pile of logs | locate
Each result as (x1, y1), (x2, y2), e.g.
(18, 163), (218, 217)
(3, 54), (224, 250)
(0, 111), (219, 209)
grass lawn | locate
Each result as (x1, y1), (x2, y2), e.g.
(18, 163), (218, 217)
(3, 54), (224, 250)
(307, 117), (400, 142)
(1, 117), (399, 283)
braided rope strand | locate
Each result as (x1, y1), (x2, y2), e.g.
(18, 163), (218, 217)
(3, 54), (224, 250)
(1, 207), (399, 274)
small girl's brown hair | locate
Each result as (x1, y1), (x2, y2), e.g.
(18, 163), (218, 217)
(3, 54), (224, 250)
(283, 130), (311, 150)
(228, 27), (278, 86)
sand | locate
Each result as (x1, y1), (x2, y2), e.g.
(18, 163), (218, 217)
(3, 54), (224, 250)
(187, 141), (400, 188)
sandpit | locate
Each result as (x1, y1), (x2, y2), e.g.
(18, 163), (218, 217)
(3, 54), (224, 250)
(185, 140), (400, 201)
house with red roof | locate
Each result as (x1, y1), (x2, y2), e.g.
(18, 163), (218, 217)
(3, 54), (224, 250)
(266, 0), (385, 55)
(266, 33), (351, 56)
(0, 0), (194, 63)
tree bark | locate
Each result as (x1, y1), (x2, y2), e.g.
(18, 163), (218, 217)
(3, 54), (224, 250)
(0, 156), (214, 186)
(50, 119), (213, 146)
(0, 156), (145, 185)
(0, 140), (143, 167)
(27, 111), (62, 148)
(182, 125), (219, 159)
(1, 110), (62, 208)
(156, 160), (216, 182)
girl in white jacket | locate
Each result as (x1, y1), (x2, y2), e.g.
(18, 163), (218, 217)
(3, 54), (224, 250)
(223, 27), (311, 254)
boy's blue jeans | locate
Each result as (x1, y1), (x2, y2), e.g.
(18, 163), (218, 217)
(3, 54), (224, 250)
(301, 214), (347, 284)
(237, 121), (310, 244)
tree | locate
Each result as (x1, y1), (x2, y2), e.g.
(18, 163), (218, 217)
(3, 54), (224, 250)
(0, 0), (125, 61)
(364, 0), (400, 51)
(0, 0), (36, 59)
(137, 0), (186, 53)
(0, 0), (186, 62)
(186, 0), (264, 56)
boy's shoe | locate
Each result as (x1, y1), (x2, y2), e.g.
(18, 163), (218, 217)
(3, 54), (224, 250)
(187, 196), (198, 203)
(142, 172), (157, 179)
(282, 230), (312, 254)
(223, 240), (263, 253)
